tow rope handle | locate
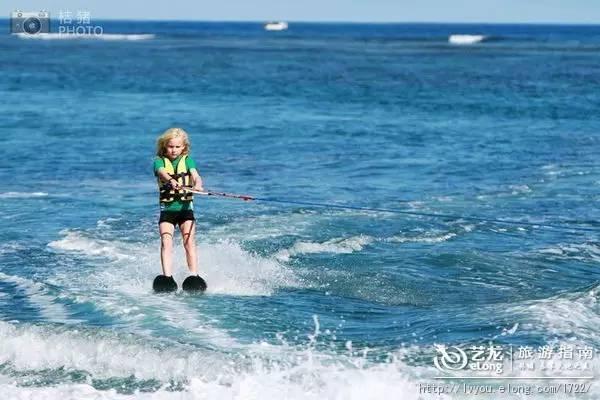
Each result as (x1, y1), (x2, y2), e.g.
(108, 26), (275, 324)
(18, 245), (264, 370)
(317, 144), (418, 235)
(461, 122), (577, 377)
(182, 187), (255, 201)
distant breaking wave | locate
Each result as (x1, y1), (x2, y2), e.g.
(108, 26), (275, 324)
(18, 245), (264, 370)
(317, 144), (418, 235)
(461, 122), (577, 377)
(0, 191), (48, 198)
(448, 34), (488, 45)
(14, 33), (155, 41)
(274, 235), (373, 262)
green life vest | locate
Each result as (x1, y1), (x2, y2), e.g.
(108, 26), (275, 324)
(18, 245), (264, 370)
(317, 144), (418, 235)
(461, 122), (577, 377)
(158, 155), (193, 203)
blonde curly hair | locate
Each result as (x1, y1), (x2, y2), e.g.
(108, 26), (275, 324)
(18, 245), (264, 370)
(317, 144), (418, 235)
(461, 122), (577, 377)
(156, 127), (191, 157)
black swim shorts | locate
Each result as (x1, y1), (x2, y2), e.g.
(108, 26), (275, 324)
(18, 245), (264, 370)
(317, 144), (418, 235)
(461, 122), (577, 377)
(158, 210), (195, 226)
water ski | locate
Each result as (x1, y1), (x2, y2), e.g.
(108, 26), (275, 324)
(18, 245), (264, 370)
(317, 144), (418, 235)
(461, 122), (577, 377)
(153, 275), (177, 292)
(182, 275), (207, 292)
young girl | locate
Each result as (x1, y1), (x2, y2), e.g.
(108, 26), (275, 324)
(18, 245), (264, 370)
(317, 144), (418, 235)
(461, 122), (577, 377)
(153, 127), (204, 286)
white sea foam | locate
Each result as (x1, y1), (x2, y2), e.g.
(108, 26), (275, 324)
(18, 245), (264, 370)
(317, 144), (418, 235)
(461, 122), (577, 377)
(388, 232), (456, 244)
(202, 239), (302, 295)
(504, 284), (600, 345)
(0, 273), (71, 323)
(48, 230), (136, 262)
(0, 369), (437, 400)
(542, 164), (561, 176)
(49, 271), (241, 350)
(275, 235), (373, 262)
(204, 211), (315, 242)
(448, 34), (487, 45)
(541, 164), (593, 179)
(0, 241), (25, 255)
(43, 228), (302, 349)
(509, 184), (532, 194)
(406, 200), (426, 209)
(14, 33), (155, 40)
(462, 224), (475, 232)
(48, 228), (302, 297)
(1, 316), (597, 400)
(40, 224), (304, 353)
(476, 184), (535, 201)
(499, 322), (519, 336)
(96, 217), (121, 229)
(0, 320), (225, 381)
(0, 319), (448, 400)
(204, 208), (387, 245)
(434, 195), (454, 202)
(538, 242), (600, 262)
(0, 191), (48, 198)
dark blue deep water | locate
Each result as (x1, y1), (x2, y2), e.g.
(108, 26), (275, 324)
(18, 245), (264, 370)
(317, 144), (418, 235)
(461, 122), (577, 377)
(0, 21), (598, 399)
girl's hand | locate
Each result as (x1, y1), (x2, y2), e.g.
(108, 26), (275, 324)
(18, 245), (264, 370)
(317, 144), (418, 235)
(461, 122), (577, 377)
(169, 179), (181, 190)
(193, 184), (205, 192)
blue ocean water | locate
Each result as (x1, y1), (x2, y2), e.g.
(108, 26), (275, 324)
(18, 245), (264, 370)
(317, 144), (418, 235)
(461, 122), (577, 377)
(0, 21), (599, 399)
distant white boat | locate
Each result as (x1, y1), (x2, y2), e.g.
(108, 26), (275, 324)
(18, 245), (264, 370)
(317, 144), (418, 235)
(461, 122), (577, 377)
(264, 21), (288, 31)
(448, 34), (487, 45)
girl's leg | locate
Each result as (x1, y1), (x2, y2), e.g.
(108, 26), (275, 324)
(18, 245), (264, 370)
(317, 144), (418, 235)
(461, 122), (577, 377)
(179, 219), (198, 275)
(159, 222), (175, 276)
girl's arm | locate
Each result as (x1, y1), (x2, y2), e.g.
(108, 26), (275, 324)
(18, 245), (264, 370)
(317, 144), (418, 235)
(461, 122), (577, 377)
(190, 169), (204, 191)
(156, 167), (181, 189)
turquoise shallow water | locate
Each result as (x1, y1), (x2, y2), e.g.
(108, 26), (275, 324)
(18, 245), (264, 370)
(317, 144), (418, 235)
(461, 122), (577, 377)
(0, 21), (599, 399)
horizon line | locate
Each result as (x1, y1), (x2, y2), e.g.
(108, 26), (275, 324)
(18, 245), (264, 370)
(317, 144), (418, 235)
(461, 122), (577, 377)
(0, 16), (599, 26)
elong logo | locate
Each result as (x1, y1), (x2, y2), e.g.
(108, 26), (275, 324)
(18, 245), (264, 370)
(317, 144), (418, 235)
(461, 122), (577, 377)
(434, 344), (469, 371)
(433, 343), (505, 374)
